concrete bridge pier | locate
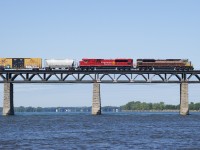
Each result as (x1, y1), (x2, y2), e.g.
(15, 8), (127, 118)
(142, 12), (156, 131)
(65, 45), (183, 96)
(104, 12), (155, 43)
(180, 82), (189, 115)
(3, 83), (14, 116)
(92, 83), (101, 115)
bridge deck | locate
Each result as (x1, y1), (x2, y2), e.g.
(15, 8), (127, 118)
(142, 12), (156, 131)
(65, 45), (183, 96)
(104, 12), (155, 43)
(0, 70), (200, 83)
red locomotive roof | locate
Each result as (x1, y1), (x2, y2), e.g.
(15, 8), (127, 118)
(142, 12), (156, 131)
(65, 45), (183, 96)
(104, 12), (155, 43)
(82, 58), (133, 60)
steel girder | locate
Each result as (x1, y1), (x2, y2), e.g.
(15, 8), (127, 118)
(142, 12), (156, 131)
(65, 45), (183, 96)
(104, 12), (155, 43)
(0, 70), (200, 83)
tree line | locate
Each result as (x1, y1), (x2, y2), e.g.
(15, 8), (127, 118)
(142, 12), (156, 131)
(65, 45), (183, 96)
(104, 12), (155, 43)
(0, 106), (119, 112)
(120, 101), (200, 111)
(0, 101), (200, 112)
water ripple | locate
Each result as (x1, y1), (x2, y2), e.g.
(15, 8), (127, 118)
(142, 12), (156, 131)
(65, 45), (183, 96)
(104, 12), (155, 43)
(0, 112), (200, 149)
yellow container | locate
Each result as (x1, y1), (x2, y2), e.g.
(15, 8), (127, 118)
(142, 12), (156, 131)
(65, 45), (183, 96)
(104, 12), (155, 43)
(0, 58), (13, 68)
(24, 58), (42, 69)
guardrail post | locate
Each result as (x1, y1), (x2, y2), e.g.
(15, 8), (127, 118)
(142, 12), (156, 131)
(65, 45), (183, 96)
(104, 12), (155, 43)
(92, 83), (101, 115)
(180, 82), (189, 115)
(3, 83), (14, 115)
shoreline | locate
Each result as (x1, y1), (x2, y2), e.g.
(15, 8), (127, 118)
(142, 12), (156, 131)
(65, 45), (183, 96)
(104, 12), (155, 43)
(121, 110), (200, 112)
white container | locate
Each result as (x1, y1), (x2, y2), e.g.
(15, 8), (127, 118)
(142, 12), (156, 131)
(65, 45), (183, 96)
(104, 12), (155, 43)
(45, 59), (75, 69)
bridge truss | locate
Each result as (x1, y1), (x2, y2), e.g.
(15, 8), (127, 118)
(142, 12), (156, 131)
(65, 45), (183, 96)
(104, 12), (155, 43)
(0, 70), (200, 83)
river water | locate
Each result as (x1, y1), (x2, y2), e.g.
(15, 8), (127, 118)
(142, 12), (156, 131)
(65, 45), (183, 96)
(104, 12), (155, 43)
(0, 112), (200, 149)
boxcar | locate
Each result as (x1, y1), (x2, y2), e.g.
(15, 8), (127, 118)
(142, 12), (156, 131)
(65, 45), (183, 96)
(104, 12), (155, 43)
(0, 58), (42, 69)
(79, 58), (133, 70)
(137, 59), (193, 70)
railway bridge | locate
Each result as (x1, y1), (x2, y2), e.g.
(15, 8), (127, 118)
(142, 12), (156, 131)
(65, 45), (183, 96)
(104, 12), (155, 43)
(1, 70), (200, 116)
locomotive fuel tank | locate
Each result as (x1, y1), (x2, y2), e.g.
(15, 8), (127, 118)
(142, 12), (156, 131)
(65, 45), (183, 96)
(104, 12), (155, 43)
(45, 59), (75, 69)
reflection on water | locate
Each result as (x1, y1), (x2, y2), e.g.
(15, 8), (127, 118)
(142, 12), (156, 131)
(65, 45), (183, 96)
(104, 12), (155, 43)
(0, 112), (200, 149)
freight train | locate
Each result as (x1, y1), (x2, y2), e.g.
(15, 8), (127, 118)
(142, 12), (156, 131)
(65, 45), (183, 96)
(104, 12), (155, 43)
(0, 58), (194, 71)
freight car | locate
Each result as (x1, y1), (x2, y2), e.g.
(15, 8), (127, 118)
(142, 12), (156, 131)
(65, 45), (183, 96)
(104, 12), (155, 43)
(137, 59), (193, 71)
(44, 59), (76, 70)
(0, 57), (194, 71)
(0, 58), (42, 70)
(79, 58), (133, 70)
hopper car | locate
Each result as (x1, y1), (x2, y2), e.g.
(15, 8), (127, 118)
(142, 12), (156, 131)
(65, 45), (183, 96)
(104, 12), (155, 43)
(45, 59), (76, 70)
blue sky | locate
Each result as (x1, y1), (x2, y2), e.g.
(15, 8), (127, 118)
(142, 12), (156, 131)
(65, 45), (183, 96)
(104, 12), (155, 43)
(0, 0), (200, 107)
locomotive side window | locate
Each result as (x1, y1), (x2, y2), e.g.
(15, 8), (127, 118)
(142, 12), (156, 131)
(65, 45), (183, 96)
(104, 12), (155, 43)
(115, 60), (128, 62)
(143, 59), (155, 62)
(97, 59), (101, 63)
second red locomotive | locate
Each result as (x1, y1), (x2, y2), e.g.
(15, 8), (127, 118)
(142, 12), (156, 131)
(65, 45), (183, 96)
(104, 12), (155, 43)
(137, 59), (193, 71)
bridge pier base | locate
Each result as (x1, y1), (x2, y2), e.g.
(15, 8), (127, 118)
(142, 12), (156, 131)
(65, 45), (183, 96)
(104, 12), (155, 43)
(3, 83), (14, 116)
(92, 83), (101, 115)
(180, 82), (189, 115)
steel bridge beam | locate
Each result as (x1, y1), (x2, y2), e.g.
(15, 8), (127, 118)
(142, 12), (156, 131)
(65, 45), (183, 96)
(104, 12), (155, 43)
(0, 70), (199, 116)
(0, 70), (200, 83)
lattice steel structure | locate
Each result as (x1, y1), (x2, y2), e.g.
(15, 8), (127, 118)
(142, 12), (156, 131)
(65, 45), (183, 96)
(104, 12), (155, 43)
(1, 70), (200, 83)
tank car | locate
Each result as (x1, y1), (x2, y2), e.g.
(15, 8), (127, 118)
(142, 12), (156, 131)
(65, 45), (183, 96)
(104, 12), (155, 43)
(0, 58), (42, 70)
(45, 59), (76, 70)
(79, 58), (133, 70)
(137, 59), (193, 70)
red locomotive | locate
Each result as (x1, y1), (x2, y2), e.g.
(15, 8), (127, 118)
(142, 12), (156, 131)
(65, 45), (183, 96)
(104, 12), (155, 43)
(79, 58), (133, 70)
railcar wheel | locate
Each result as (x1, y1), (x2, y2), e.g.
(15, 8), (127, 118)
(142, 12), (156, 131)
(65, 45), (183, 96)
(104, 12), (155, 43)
(184, 68), (190, 71)
(148, 67), (153, 71)
(143, 67), (148, 71)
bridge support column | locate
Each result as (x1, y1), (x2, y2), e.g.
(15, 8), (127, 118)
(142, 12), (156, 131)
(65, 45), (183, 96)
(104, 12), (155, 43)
(180, 82), (189, 115)
(92, 83), (101, 115)
(3, 83), (14, 116)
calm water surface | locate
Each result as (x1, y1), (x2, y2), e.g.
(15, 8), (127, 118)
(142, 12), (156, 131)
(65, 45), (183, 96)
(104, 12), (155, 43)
(0, 112), (200, 149)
